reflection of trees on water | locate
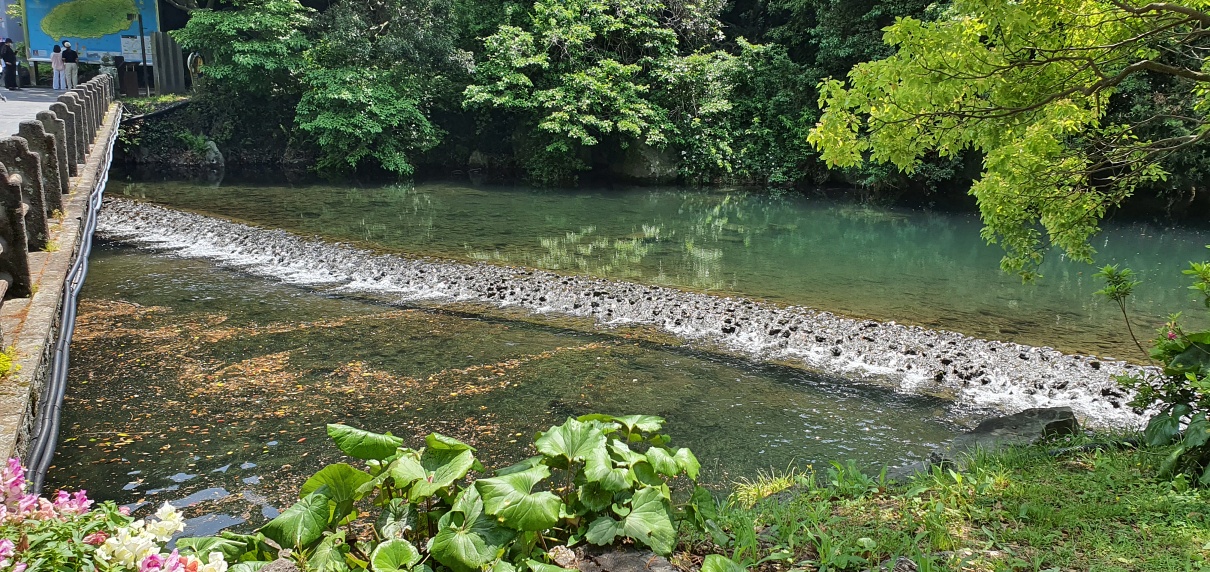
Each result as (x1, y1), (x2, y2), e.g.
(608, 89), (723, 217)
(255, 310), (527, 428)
(130, 180), (1210, 355)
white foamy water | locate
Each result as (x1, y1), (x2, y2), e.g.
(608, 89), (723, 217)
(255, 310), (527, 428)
(98, 198), (1154, 428)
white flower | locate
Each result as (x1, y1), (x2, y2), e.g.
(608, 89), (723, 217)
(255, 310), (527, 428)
(96, 526), (159, 568)
(146, 502), (185, 542)
(200, 552), (229, 572)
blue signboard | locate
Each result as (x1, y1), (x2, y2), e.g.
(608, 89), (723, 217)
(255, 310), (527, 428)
(23, 0), (161, 64)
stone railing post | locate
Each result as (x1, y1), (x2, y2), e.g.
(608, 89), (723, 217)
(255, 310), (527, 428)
(49, 102), (82, 175)
(35, 112), (69, 196)
(16, 123), (63, 214)
(0, 163), (30, 299)
(0, 139), (50, 252)
(56, 93), (89, 158)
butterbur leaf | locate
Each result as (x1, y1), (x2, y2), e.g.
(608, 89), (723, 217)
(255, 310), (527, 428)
(585, 445), (629, 491)
(701, 555), (745, 572)
(259, 491), (332, 550)
(608, 440), (645, 465)
(1200, 464), (1210, 487)
(609, 415), (664, 436)
(491, 560), (517, 572)
(1185, 414), (1210, 448)
(644, 447), (680, 477)
(618, 487), (677, 555)
(377, 498), (416, 540)
(1159, 445), (1187, 477)
(229, 564), (269, 572)
(1168, 343), (1210, 378)
(584, 515), (623, 546)
(524, 560), (577, 572)
(1145, 412), (1180, 447)
(410, 447), (477, 501)
(586, 488), (676, 555)
(327, 424), (404, 460)
(429, 486), (516, 572)
(301, 463), (373, 503)
(673, 448), (700, 480)
(476, 464), (564, 531)
(371, 538), (422, 571)
(688, 485), (717, 528)
(576, 480), (613, 512)
(175, 536), (250, 562)
(428, 432), (477, 453)
(310, 530), (351, 572)
(536, 418), (608, 464)
(495, 456), (544, 477)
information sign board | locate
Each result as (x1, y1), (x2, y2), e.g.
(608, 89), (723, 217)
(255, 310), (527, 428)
(23, 0), (160, 63)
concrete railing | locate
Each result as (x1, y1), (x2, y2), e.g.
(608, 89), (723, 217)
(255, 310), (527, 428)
(0, 77), (114, 306)
(0, 77), (121, 478)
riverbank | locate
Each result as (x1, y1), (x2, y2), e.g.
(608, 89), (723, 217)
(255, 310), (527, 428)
(691, 436), (1210, 570)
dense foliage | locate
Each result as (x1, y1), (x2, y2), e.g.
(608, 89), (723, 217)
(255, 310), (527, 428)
(808, 0), (1210, 277)
(179, 414), (708, 571)
(162, 0), (1210, 264)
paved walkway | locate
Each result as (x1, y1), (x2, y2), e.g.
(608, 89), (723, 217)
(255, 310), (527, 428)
(0, 87), (68, 136)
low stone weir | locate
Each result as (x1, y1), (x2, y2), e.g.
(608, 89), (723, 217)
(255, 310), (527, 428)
(98, 198), (1152, 428)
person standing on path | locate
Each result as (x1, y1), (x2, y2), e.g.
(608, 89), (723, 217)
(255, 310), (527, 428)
(1, 39), (18, 91)
(62, 41), (78, 88)
(50, 45), (65, 90)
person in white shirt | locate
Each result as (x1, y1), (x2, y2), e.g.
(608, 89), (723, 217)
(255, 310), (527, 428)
(50, 45), (65, 90)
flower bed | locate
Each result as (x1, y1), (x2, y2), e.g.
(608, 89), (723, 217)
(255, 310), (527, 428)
(0, 458), (226, 571)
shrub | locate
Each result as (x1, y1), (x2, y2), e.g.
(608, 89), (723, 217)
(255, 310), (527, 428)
(1101, 245), (1210, 483)
(177, 414), (709, 571)
(0, 457), (205, 571)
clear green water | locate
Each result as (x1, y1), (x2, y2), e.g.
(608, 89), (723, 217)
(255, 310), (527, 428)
(116, 180), (1210, 358)
(45, 245), (957, 525)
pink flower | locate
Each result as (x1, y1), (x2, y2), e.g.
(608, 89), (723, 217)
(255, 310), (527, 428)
(83, 531), (109, 545)
(119, 505), (131, 516)
(163, 550), (186, 572)
(140, 550), (186, 572)
(139, 553), (165, 572)
(10, 563), (25, 572)
(1168, 330), (1178, 340)
(52, 489), (92, 515)
(16, 494), (37, 516)
(0, 459), (25, 507)
(36, 498), (59, 520)
(0, 538), (13, 559)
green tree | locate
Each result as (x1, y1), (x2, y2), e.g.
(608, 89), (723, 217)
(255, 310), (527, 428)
(171, 0), (313, 97)
(294, 0), (466, 175)
(809, 0), (1210, 278)
(464, 0), (734, 184)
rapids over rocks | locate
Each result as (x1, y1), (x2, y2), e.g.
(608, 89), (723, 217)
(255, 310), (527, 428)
(98, 198), (1152, 428)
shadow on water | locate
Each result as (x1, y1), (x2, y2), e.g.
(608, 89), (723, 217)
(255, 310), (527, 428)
(47, 243), (960, 535)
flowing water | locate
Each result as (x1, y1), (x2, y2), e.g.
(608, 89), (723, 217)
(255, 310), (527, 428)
(44, 177), (1210, 532)
(114, 179), (1210, 358)
(45, 245), (957, 529)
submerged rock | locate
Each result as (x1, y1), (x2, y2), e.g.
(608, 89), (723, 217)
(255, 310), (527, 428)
(574, 546), (675, 572)
(950, 406), (1080, 452)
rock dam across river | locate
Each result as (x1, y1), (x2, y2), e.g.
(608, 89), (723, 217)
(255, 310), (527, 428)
(98, 198), (1152, 429)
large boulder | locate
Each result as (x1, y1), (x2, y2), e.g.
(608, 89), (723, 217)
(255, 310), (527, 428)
(609, 142), (678, 184)
(948, 406), (1080, 454)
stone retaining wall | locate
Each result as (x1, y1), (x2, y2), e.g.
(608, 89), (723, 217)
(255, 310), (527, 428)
(0, 77), (118, 461)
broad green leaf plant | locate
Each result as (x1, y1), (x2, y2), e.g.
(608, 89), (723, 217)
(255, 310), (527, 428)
(173, 415), (707, 571)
